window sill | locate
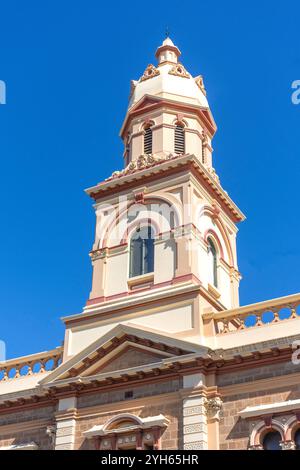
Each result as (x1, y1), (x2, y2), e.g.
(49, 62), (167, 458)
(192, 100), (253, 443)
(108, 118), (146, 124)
(127, 273), (154, 291)
(208, 283), (221, 299)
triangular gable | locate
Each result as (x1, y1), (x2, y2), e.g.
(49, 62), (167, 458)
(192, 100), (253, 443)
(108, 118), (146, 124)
(39, 323), (205, 386)
(92, 344), (168, 375)
(120, 94), (217, 138)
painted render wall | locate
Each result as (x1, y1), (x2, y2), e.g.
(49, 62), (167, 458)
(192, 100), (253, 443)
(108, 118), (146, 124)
(66, 303), (194, 356)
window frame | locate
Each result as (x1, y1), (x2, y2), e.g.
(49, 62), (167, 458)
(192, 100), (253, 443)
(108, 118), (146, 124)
(174, 122), (185, 154)
(129, 225), (155, 278)
(207, 236), (218, 288)
(143, 124), (153, 154)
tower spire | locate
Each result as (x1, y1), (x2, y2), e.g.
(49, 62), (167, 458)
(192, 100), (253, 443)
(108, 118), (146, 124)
(155, 36), (181, 65)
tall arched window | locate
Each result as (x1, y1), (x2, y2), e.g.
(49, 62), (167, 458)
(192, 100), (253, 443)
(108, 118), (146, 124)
(144, 125), (153, 154)
(208, 237), (218, 288)
(262, 431), (281, 450)
(129, 226), (154, 278)
(174, 123), (185, 154)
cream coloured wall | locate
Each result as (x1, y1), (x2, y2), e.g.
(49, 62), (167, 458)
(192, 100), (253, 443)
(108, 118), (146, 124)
(105, 250), (128, 296)
(104, 238), (176, 298)
(153, 237), (176, 284)
(66, 303), (194, 356)
(89, 172), (239, 308)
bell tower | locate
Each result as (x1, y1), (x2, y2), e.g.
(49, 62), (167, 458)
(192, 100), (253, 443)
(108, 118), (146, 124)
(64, 38), (245, 358)
(121, 37), (216, 176)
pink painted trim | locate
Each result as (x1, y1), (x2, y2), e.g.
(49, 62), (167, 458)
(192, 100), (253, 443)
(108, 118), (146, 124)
(121, 218), (160, 244)
(87, 273), (201, 306)
(204, 228), (225, 260)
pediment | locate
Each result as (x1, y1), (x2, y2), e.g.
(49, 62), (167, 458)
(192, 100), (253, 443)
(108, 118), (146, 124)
(96, 345), (168, 375)
(39, 324), (207, 387)
(121, 94), (217, 138)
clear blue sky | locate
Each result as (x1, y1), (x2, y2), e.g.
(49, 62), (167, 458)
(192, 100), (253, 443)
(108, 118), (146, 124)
(0, 1), (299, 359)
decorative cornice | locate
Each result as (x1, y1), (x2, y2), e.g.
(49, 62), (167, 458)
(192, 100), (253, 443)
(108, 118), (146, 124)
(120, 95), (217, 139)
(86, 154), (245, 223)
(105, 153), (179, 182)
(0, 346), (298, 412)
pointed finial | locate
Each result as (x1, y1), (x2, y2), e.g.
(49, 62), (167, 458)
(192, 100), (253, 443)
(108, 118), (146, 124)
(155, 35), (181, 64)
(165, 26), (170, 38)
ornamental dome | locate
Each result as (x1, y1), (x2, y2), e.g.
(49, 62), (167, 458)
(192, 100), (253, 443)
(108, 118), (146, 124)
(128, 37), (209, 109)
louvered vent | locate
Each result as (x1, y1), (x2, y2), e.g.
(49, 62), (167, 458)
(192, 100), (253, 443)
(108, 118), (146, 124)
(144, 127), (152, 154)
(174, 125), (185, 154)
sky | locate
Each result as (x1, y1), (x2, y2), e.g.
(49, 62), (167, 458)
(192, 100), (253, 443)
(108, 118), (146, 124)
(0, 1), (299, 359)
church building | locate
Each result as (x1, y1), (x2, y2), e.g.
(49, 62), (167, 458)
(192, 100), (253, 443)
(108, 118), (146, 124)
(1, 38), (300, 451)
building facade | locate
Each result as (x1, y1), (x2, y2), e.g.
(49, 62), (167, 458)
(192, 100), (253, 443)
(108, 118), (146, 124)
(1, 38), (300, 451)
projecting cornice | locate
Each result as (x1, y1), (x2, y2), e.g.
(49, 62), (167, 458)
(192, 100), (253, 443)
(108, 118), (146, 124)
(85, 153), (245, 223)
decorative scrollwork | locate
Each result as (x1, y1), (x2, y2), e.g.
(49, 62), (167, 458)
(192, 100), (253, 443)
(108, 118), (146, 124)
(169, 64), (190, 79)
(195, 75), (206, 95)
(106, 153), (179, 181)
(140, 64), (160, 82)
(205, 396), (223, 421)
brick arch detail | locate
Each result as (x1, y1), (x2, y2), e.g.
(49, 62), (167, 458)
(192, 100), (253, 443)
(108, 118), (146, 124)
(251, 419), (284, 447)
(101, 196), (181, 249)
(197, 204), (234, 266)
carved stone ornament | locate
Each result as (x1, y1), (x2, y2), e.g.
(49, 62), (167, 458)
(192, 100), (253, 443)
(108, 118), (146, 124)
(46, 425), (56, 446)
(205, 397), (223, 421)
(169, 64), (190, 79)
(195, 75), (206, 95)
(106, 153), (179, 181)
(280, 440), (296, 450)
(140, 64), (160, 82)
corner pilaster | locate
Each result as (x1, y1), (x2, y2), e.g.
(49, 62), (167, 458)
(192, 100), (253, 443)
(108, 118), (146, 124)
(182, 374), (208, 449)
(55, 397), (77, 450)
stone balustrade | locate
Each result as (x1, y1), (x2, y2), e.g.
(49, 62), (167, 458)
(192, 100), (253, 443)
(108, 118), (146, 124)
(0, 347), (63, 381)
(203, 293), (300, 335)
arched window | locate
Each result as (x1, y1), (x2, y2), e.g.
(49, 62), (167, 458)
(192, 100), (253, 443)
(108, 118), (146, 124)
(174, 123), (185, 154)
(208, 237), (218, 288)
(144, 125), (153, 154)
(129, 226), (154, 278)
(295, 429), (300, 450)
(263, 431), (281, 450)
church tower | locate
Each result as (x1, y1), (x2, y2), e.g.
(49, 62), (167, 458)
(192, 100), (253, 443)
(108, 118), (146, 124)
(2, 37), (300, 453)
(63, 37), (245, 360)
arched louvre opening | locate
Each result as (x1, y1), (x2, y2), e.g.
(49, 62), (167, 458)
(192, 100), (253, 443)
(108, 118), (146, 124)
(208, 237), (218, 288)
(262, 431), (282, 450)
(129, 226), (154, 278)
(144, 126), (153, 154)
(174, 123), (185, 154)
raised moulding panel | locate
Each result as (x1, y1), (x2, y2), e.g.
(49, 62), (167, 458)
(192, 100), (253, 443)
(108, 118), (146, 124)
(67, 304), (193, 356)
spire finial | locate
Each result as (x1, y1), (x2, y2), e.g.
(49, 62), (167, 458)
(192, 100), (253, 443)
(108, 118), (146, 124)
(165, 26), (170, 38)
(155, 35), (181, 64)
